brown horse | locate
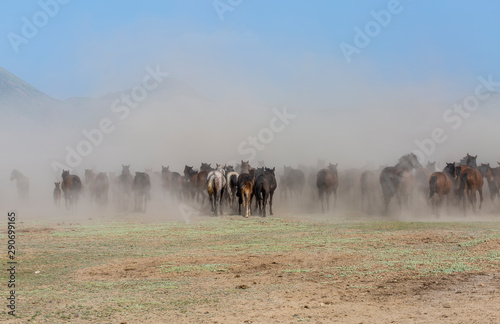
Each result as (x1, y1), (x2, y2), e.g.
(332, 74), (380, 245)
(316, 163), (338, 213)
(184, 165), (208, 203)
(53, 182), (62, 207)
(162, 166), (183, 201)
(478, 163), (499, 202)
(428, 162), (456, 217)
(61, 170), (82, 209)
(238, 168), (256, 217)
(379, 153), (421, 214)
(455, 154), (483, 215)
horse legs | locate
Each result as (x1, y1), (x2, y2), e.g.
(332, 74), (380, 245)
(269, 191), (274, 216)
(262, 191), (269, 217)
(318, 189), (324, 213)
(333, 189), (337, 209)
(478, 187), (483, 210)
(326, 191), (332, 212)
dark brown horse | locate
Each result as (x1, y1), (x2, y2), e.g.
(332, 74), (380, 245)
(184, 165), (208, 203)
(379, 153), (421, 214)
(254, 167), (277, 217)
(161, 166), (183, 201)
(455, 154), (483, 215)
(316, 163), (338, 213)
(61, 170), (82, 209)
(53, 182), (61, 207)
(225, 165), (239, 209)
(429, 162), (456, 217)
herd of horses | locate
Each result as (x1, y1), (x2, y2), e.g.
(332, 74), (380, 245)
(8, 153), (500, 217)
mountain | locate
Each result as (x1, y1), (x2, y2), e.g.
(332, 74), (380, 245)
(0, 66), (64, 118)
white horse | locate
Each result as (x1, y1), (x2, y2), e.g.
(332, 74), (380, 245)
(206, 164), (227, 216)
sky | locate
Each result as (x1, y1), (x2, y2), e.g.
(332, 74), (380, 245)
(2, 0), (500, 175)
(1, 0), (500, 101)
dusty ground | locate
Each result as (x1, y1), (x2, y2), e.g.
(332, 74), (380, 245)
(0, 207), (499, 323)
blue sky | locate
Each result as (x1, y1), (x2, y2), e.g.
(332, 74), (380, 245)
(1, 0), (500, 101)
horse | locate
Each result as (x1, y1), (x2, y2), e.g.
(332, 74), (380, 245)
(161, 166), (183, 201)
(238, 168), (256, 217)
(116, 165), (133, 212)
(239, 160), (251, 174)
(61, 170), (82, 209)
(225, 165), (239, 209)
(428, 162), (456, 217)
(10, 169), (29, 203)
(283, 166), (305, 201)
(206, 164), (227, 216)
(132, 172), (151, 212)
(84, 169), (96, 203)
(94, 172), (110, 207)
(254, 167), (277, 217)
(316, 163), (338, 213)
(200, 163), (214, 172)
(455, 154), (483, 215)
(478, 163), (499, 202)
(379, 153), (421, 214)
(184, 165), (208, 203)
(53, 182), (61, 207)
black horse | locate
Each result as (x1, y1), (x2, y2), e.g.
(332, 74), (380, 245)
(254, 167), (277, 217)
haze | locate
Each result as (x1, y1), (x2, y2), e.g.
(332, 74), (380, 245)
(1, 1), (500, 219)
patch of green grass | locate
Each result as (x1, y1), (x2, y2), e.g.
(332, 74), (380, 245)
(159, 263), (230, 273)
(283, 269), (312, 273)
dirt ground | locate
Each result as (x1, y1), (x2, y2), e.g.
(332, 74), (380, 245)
(1, 207), (499, 323)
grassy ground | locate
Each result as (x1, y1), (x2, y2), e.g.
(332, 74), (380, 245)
(1, 214), (499, 323)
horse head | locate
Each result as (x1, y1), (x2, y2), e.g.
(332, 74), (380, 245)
(121, 165), (131, 175)
(265, 167), (276, 175)
(444, 162), (456, 179)
(61, 170), (70, 179)
(328, 163), (338, 175)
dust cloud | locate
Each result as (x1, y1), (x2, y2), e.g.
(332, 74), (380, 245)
(2, 53), (500, 224)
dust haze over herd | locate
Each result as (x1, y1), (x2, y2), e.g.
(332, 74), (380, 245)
(2, 23), (500, 217)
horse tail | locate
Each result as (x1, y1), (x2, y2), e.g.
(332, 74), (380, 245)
(206, 174), (215, 195)
(459, 172), (468, 193)
(429, 174), (438, 199)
